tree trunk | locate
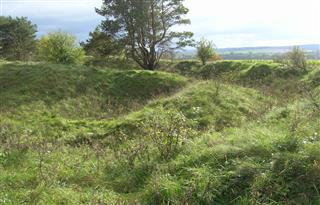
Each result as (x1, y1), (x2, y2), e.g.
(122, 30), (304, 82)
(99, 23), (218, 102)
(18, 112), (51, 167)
(132, 49), (157, 70)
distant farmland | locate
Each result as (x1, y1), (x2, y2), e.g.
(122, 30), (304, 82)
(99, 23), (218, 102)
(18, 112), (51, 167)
(177, 44), (320, 60)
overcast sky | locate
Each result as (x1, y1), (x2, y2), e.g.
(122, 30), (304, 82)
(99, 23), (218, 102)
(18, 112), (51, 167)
(2, 0), (320, 48)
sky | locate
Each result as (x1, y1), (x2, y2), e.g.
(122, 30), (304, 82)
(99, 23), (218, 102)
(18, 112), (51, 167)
(1, 0), (320, 48)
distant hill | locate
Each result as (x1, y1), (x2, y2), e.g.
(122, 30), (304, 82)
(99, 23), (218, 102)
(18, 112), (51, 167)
(217, 44), (320, 54)
(176, 44), (320, 60)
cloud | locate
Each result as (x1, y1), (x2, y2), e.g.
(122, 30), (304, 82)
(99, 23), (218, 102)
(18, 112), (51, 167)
(2, 0), (103, 41)
(183, 0), (320, 47)
(2, 0), (320, 47)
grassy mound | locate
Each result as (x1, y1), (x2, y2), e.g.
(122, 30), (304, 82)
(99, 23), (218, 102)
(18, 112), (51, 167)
(167, 60), (318, 101)
(0, 79), (274, 204)
(304, 67), (320, 87)
(196, 61), (247, 79)
(70, 81), (270, 144)
(0, 62), (187, 118)
(141, 100), (320, 204)
(167, 60), (308, 84)
(1, 60), (320, 204)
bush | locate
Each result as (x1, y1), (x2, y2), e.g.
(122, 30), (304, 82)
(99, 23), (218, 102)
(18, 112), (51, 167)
(287, 46), (307, 71)
(37, 31), (85, 65)
(197, 38), (216, 65)
(144, 108), (194, 160)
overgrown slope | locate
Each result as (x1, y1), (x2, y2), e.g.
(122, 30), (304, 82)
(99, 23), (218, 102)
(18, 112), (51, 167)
(0, 60), (319, 204)
(0, 61), (187, 118)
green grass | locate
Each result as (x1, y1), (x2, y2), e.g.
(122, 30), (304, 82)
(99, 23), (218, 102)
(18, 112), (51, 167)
(0, 60), (320, 204)
(0, 61), (187, 118)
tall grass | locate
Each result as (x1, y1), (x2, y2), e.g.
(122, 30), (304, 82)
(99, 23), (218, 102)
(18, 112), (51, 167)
(0, 60), (319, 204)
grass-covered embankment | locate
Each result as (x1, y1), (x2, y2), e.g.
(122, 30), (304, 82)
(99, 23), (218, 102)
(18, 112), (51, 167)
(0, 60), (320, 204)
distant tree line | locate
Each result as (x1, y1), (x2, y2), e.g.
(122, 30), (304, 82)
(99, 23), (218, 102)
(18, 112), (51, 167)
(0, 0), (196, 70)
(0, 0), (221, 69)
(0, 0), (316, 70)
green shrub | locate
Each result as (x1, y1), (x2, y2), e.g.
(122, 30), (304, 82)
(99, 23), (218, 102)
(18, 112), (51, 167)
(143, 108), (195, 160)
(197, 38), (216, 65)
(287, 46), (307, 71)
(37, 31), (85, 65)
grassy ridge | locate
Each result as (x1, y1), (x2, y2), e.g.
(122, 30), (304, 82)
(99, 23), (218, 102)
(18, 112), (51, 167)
(0, 62), (187, 118)
(70, 81), (270, 146)
(0, 60), (320, 204)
